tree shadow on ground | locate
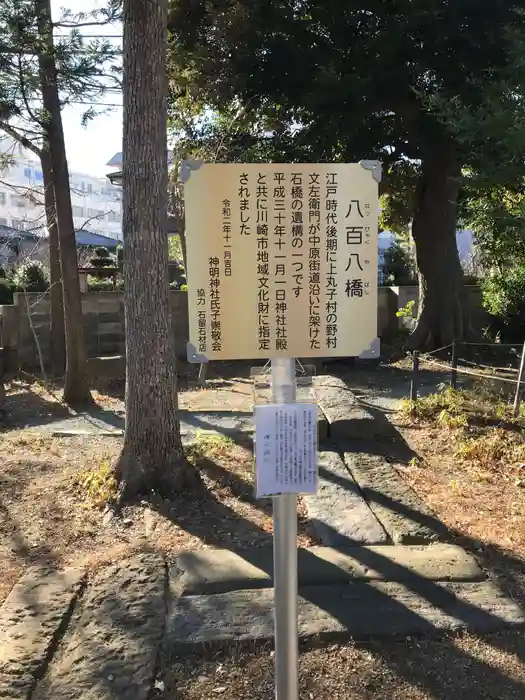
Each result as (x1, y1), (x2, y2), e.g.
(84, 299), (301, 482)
(154, 461), (525, 700)
(1, 382), (72, 432)
(6, 444), (525, 700)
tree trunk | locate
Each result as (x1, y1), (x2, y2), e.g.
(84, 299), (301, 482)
(116, 0), (196, 500)
(36, 0), (93, 406)
(408, 142), (475, 350)
(40, 144), (65, 376)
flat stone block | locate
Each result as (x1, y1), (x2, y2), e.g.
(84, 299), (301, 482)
(39, 553), (166, 700)
(97, 322), (123, 335)
(96, 332), (123, 344)
(98, 312), (122, 324)
(172, 544), (483, 596)
(344, 450), (449, 544)
(0, 566), (84, 700)
(306, 450), (388, 545)
(313, 375), (385, 441)
(166, 580), (525, 647)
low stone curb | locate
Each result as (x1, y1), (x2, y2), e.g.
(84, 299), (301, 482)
(0, 566), (85, 700)
(313, 375), (388, 441)
(166, 580), (525, 647)
(34, 552), (166, 700)
(343, 449), (449, 544)
(172, 544), (484, 596)
(305, 450), (388, 545)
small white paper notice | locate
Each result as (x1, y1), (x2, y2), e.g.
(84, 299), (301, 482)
(255, 403), (318, 497)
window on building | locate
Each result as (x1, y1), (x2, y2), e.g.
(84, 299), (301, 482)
(72, 205), (85, 218)
(11, 218), (24, 230)
(108, 210), (121, 222)
(0, 218), (7, 226)
(23, 167), (32, 179)
(87, 183), (93, 194)
(0, 192), (5, 205)
(11, 194), (26, 208)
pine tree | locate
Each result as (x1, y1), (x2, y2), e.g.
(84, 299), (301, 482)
(0, 0), (120, 398)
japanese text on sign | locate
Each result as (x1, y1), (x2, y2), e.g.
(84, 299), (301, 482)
(184, 162), (380, 360)
(255, 403), (318, 497)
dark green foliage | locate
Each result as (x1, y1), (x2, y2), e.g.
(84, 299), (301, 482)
(0, 278), (15, 304)
(167, 0), (525, 348)
(12, 260), (49, 292)
(482, 267), (525, 341)
(94, 247), (110, 258)
(167, 0), (525, 173)
(90, 247), (115, 268)
(0, 1), (121, 144)
(382, 241), (416, 286)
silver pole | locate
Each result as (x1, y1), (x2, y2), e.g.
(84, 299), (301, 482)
(271, 357), (298, 700)
(513, 339), (525, 417)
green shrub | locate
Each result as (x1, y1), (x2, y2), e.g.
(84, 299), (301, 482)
(12, 260), (49, 292)
(94, 246), (110, 258)
(381, 240), (417, 286)
(90, 247), (115, 268)
(87, 276), (115, 291)
(482, 267), (525, 341)
(0, 278), (15, 304)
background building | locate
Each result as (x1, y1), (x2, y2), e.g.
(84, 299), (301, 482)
(0, 138), (123, 240)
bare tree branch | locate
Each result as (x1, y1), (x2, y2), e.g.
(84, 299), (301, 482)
(0, 120), (42, 157)
(17, 54), (45, 129)
(77, 209), (115, 230)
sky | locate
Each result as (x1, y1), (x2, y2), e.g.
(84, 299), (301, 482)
(53, 0), (123, 177)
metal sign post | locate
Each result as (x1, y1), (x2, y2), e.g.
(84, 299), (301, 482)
(271, 357), (298, 700)
(182, 160), (381, 700)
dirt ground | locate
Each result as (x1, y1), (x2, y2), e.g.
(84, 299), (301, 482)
(158, 632), (525, 700)
(389, 374), (525, 607)
(0, 378), (313, 605)
(3, 367), (525, 698)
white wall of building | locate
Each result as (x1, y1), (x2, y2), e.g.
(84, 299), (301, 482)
(0, 139), (122, 239)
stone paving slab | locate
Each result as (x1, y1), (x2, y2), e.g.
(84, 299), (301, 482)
(34, 553), (166, 700)
(0, 566), (85, 700)
(173, 544), (484, 596)
(305, 450), (388, 545)
(48, 408), (327, 441)
(167, 580), (525, 647)
(313, 376), (388, 441)
(343, 449), (450, 544)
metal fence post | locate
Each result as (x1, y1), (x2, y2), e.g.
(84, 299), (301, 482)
(513, 340), (525, 417)
(450, 341), (458, 389)
(410, 350), (419, 412)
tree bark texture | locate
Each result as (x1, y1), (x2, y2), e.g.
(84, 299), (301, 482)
(40, 144), (65, 376)
(117, 0), (195, 499)
(408, 143), (475, 350)
(36, 0), (92, 405)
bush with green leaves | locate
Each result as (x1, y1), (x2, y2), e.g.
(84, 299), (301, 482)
(482, 266), (525, 341)
(90, 247), (115, 268)
(0, 278), (15, 304)
(12, 260), (50, 292)
(381, 240), (417, 286)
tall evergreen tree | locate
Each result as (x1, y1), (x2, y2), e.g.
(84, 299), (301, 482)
(167, 0), (525, 349)
(0, 0), (120, 396)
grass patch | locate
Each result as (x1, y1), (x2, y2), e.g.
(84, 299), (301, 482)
(398, 386), (525, 476)
(185, 431), (236, 466)
(399, 387), (468, 422)
(76, 457), (118, 508)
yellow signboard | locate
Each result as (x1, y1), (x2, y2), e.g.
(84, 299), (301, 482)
(182, 162), (380, 361)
